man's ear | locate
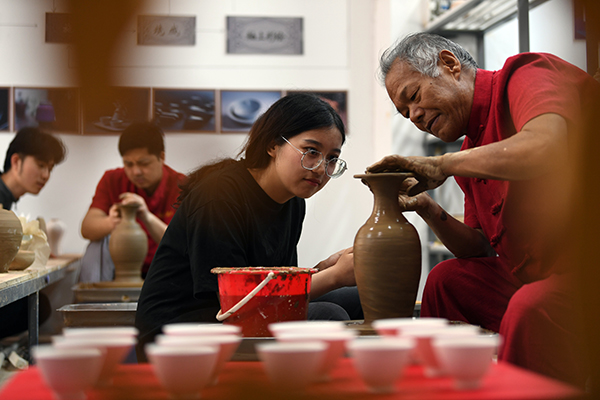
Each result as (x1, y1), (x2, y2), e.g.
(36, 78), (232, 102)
(439, 50), (462, 77)
(9, 153), (22, 171)
(158, 151), (165, 163)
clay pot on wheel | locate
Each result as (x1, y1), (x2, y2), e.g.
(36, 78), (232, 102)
(353, 173), (421, 324)
(0, 208), (23, 273)
(109, 204), (148, 283)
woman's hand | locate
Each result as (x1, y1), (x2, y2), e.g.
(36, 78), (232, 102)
(310, 247), (355, 299)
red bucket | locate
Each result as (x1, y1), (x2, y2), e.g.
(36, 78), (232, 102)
(211, 267), (317, 337)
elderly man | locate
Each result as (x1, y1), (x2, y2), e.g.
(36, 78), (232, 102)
(368, 32), (600, 386)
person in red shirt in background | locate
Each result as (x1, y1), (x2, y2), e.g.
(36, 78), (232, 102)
(80, 122), (186, 280)
(368, 32), (600, 387)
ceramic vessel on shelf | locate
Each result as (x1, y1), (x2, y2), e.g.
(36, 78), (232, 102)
(8, 250), (35, 271)
(353, 173), (421, 324)
(46, 218), (67, 257)
(109, 204), (147, 283)
(0, 208), (23, 273)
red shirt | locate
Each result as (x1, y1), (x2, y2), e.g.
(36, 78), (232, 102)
(456, 53), (600, 283)
(89, 164), (186, 273)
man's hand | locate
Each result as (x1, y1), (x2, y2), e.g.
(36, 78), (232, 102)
(119, 192), (150, 220)
(366, 155), (448, 196)
(107, 203), (122, 231)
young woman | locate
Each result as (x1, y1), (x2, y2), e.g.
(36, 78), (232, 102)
(135, 93), (360, 359)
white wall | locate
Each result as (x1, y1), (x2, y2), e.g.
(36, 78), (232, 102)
(0, 0), (381, 268)
(484, 0), (587, 70)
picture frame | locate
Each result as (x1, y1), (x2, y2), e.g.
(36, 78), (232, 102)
(220, 90), (281, 133)
(137, 15), (196, 46)
(83, 87), (151, 134)
(0, 88), (9, 131)
(287, 90), (348, 130)
(153, 89), (216, 132)
(227, 16), (303, 55)
(14, 87), (79, 133)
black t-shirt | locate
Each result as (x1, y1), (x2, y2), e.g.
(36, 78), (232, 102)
(0, 176), (16, 210)
(135, 160), (305, 342)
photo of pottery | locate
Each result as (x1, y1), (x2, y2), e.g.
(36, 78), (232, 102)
(14, 87), (79, 133)
(220, 90), (281, 133)
(83, 87), (150, 134)
(153, 89), (216, 132)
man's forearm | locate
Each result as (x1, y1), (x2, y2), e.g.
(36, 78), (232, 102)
(419, 202), (495, 258)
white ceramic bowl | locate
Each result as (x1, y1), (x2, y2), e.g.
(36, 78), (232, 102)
(155, 334), (241, 384)
(401, 325), (480, 376)
(268, 320), (346, 336)
(162, 322), (241, 336)
(146, 344), (219, 399)
(372, 317), (448, 336)
(32, 345), (103, 400)
(347, 337), (414, 393)
(256, 341), (327, 391)
(432, 335), (501, 390)
(52, 335), (136, 386)
(275, 330), (357, 381)
(61, 327), (138, 338)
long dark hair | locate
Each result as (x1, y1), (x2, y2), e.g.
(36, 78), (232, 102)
(178, 93), (346, 203)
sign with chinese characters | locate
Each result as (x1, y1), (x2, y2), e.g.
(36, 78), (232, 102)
(227, 17), (303, 55)
(137, 15), (196, 46)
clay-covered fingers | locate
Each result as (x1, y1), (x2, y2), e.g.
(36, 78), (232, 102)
(365, 155), (412, 173)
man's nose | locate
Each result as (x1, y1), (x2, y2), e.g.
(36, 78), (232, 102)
(409, 105), (424, 125)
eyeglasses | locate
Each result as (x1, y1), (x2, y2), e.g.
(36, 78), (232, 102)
(281, 136), (347, 179)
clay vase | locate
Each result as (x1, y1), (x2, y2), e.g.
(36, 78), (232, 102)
(46, 218), (67, 257)
(0, 208), (23, 273)
(353, 173), (422, 324)
(108, 204), (148, 283)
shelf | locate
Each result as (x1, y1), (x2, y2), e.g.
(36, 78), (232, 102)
(425, 0), (549, 33)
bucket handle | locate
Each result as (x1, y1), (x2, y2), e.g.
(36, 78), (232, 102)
(216, 272), (275, 322)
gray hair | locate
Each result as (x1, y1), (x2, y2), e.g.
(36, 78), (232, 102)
(378, 32), (478, 84)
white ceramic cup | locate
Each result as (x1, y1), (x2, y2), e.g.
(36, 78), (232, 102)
(52, 335), (136, 386)
(146, 344), (219, 399)
(32, 345), (103, 400)
(256, 341), (327, 391)
(162, 322), (241, 336)
(433, 334), (501, 390)
(348, 337), (414, 393)
(155, 334), (241, 385)
(275, 330), (357, 381)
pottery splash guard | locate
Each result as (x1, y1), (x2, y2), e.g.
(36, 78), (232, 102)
(211, 267), (317, 337)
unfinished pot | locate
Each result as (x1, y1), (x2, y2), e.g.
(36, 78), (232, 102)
(0, 208), (23, 273)
(353, 173), (421, 324)
(109, 204), (147, 283)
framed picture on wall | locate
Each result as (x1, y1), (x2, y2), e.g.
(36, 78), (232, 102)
(83, 87), (150, 134)
(137, 15), (196, 46)
(14, 87), (79, 133)
(0, 88), (9, 131)
(220, 90), (281, 133)
(153, 89), (216, 132)
(287, 90), (348, 131)
(226, 16), (303, 55)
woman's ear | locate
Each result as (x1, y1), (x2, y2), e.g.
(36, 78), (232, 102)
(266, 140), (279, 158)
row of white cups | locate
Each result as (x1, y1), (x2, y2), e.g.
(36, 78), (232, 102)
(32, 317), (500, 399)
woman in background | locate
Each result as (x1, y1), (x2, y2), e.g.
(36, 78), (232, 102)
(135, 93), (361, 360)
